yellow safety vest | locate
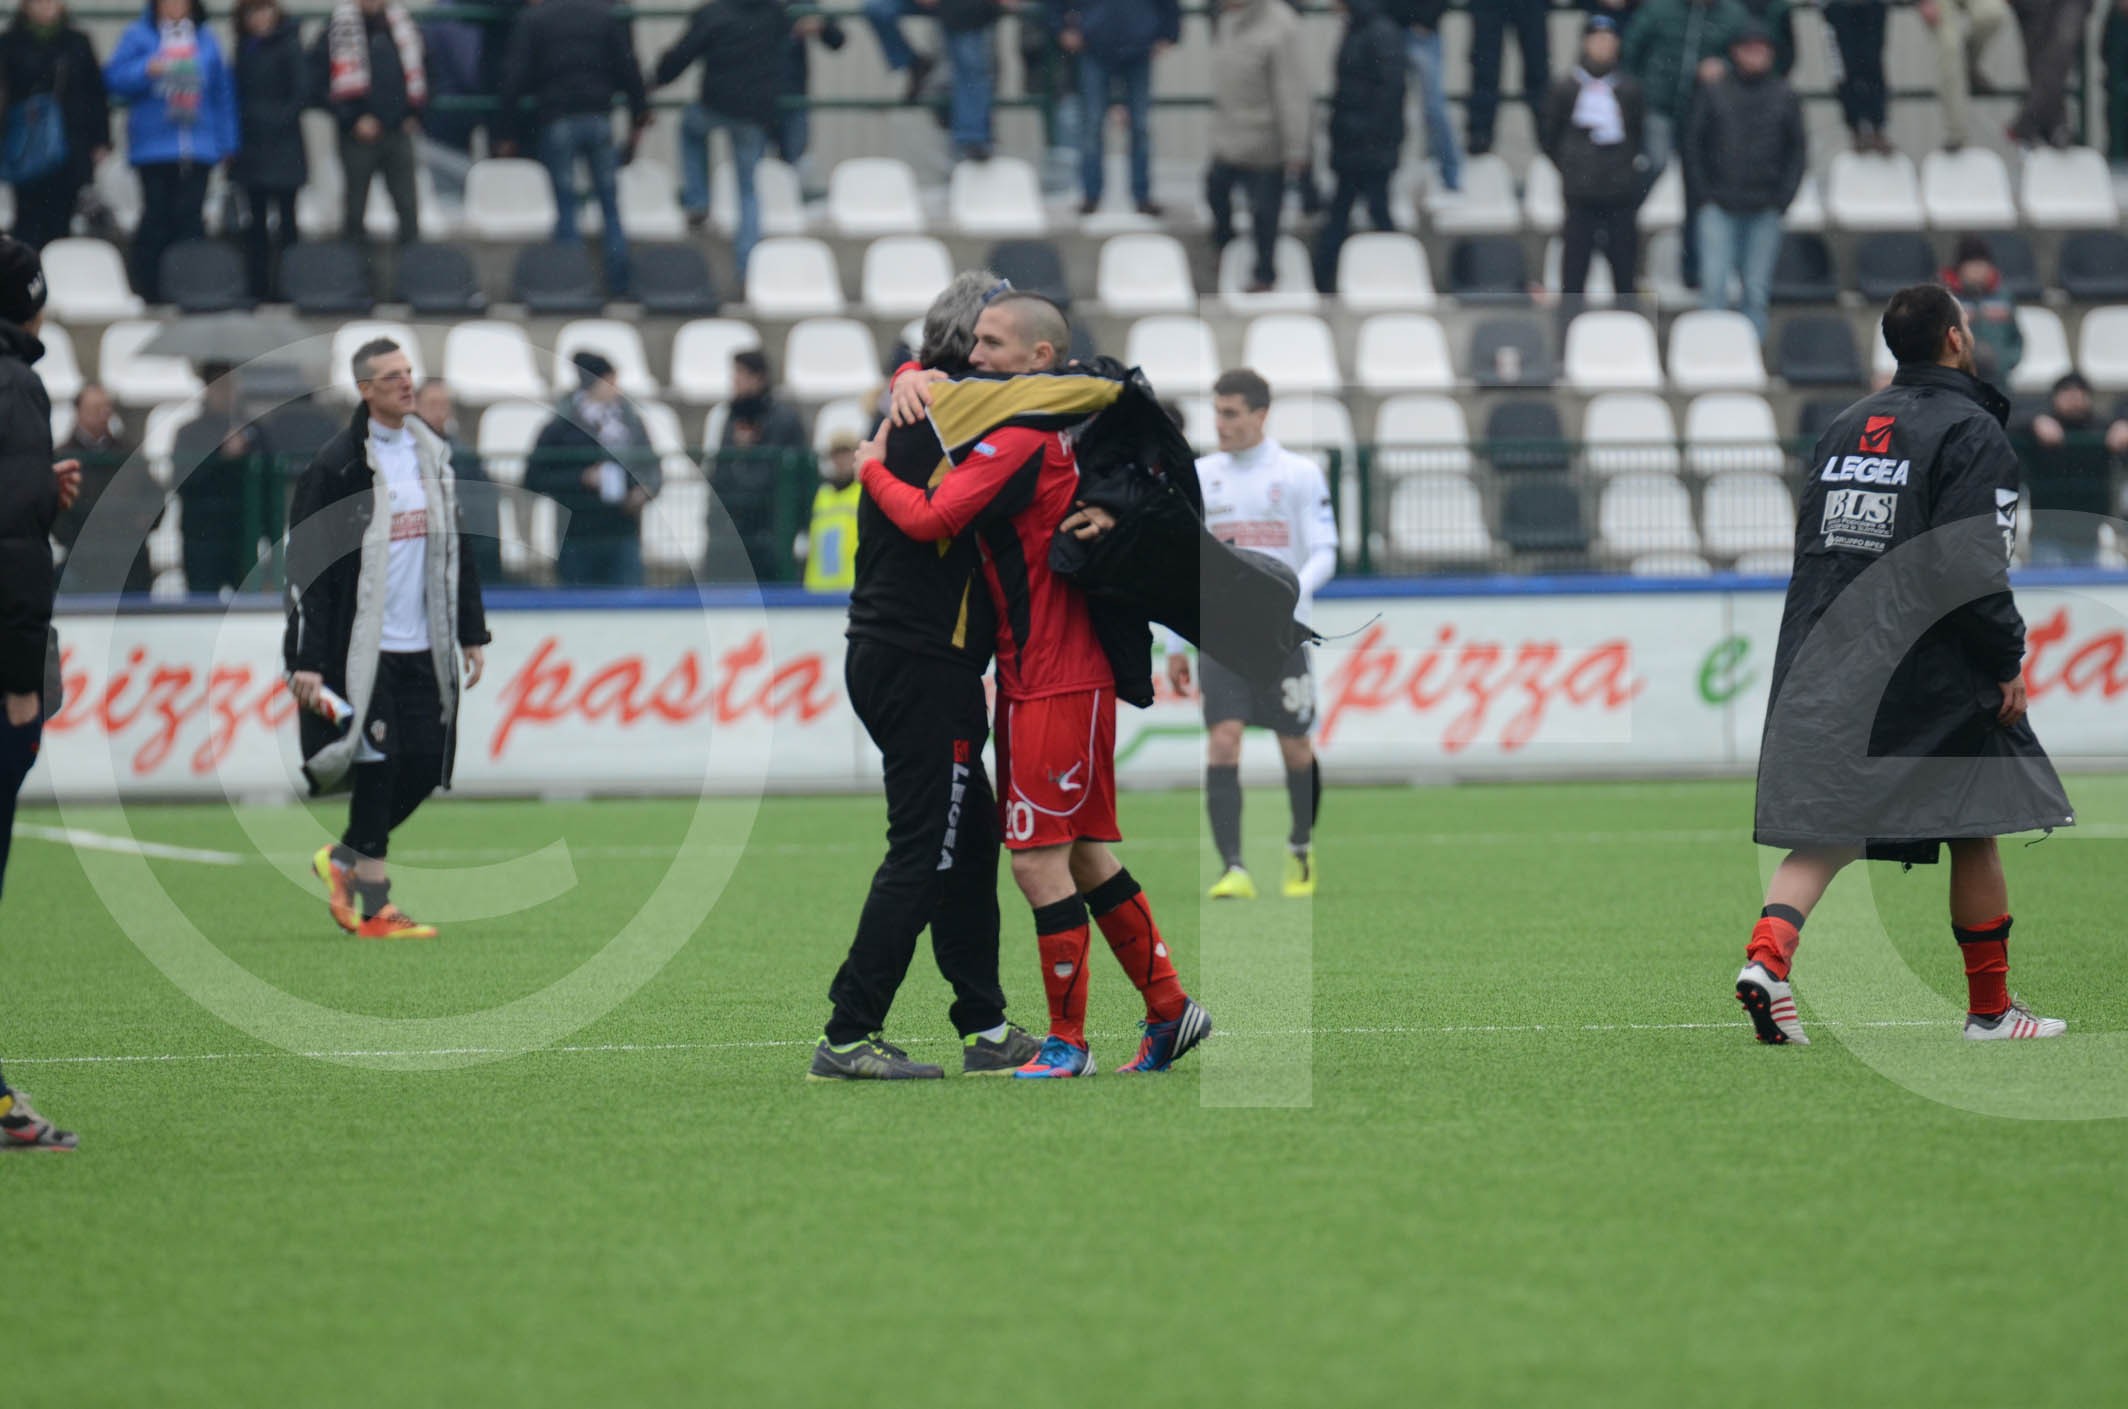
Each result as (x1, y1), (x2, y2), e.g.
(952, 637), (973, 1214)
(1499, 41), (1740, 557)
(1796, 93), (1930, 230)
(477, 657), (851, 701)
(804, 480), (863, 591)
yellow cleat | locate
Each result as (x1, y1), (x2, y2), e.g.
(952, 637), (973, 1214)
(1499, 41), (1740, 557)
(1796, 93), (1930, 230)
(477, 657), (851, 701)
(1207, 865), (1257, 901)
(1282, 849), (1317, 899)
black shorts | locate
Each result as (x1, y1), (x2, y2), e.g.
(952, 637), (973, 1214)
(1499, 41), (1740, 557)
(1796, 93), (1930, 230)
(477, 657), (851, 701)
(359, 651), (447, 762)
(1201, 645), (1315, 736)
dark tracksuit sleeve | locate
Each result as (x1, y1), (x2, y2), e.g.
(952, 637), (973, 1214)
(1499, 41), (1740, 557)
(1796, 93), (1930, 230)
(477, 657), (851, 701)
(1934, 421), (2028, 682)
(455, 504), (491, 649)
(281, 461), (336, 677)
(0, 382), (58, 696)
(858, 428), (1044, 542)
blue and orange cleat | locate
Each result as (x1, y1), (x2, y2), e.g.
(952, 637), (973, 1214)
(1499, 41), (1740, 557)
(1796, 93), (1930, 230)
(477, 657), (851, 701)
(1115, 998), (1214, 1073)
(1015, 1035), (1095, 1079)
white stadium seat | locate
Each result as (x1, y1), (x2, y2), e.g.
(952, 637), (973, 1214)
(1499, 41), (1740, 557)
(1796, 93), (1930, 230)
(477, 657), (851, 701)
(1175, 396), (1216, 451)
(613, 159), (688, 241)
(1922, 147), (2017, 228)
(1098, 233), (1196, 313)
(1371, 396), (1472, 475)
(643, 476), (709, 571)
(1783, 175), (1826, 233)
(1241, 314), (1341, 393)
(1630, 552), (1712, 577)
(1334, 232), (1436, 312)
(670, 320), (763, 404)
(1599, 474), (1700, 556)
(1701, 473), (1796, 558)
(1124, 316), (1220, 395)
(1522, 156), (1564, 233)
(1355, 314), (1454, 392)
(744, 236), (846, 317)
(2020, 146), (2120, 228)
(948, 156), (1047, 236)
(1582, 393), (1680, 478)
(443, 321), (546, 407)
(1638, 163), (1684, 232)
(475, 401), (549, 487)
(141, 398), (199, 485)
(1666, 310), (1767, 393)
(101, 321), (204, 406)
(1685, 392), (1784, 477)
(551, 320), (658, 400)
(2011, 306), (2074, 392)
(1388, 474), (1493, 565)
(635, 400), (701, 486)
(2077, 307), (2128, 391)
(714, 157), (808, 237)
(1733, 549), (1794, 578)
(1564, 311), (1663, 391)
(860, 235), (955, 318)
(1826, 151), (1924, 230)
(1427, 154), (1520, 235)
(41, 238), (144, 323)
(782, 318), (881, 400)
(36, 322), (83, 405)
(810, 397), (875, 452)
(1264, 396), (1355, 463)
(365, 162), (452, 240)
(463, 159), (557, 240)
(827, 157), (924, 236)
(50, 401), (73, 449)
(1218, 235), (1320, 312)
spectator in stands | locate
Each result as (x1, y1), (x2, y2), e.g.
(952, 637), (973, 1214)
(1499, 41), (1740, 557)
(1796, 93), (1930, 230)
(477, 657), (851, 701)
(1387, 1), (1461, 193)
(2019, 373), (2128, 565)
(1059, 0), (1179, 216)
(654, 0), (789, 282)
(0, 0), (111, 249)
(1623, 0), (1746, 289)
(780, 8), (847, 194)
(1737, 0), (1794, 71)
(1465, 0), (1549, 158)
(2007, 0), (2093, 149)
(801, 429), (861, 592)
(416, 10), (484, 155)
(1823, 0), (1890, 152)
(862, 0), (936, 107)
(1583, 0), (1642, 29)
(706, 348), (806, 582)
(1208, 0), (1311, 295)
(1542, 14), (1646, 306)
(939, 1), (1006, 163)
(2109, 0), (2128, 166)
(1942, 234), (2023, 385)
(1685, 21), (1801, 338)
(1917, 0), (2008, 152)
(229, 0), (305, 300)
(1312, 0), (1404, 293)
(500, 0), (650, 297)
(415, 379), (504, 590)
(316, 0), (426, 244)
(104, 0), (239, 302)
(52, 382), (155, 596)
(174, 362), (266, 597)
(528, 351), (658, 588)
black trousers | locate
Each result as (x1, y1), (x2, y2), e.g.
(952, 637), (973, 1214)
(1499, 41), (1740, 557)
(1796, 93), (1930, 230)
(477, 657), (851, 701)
(1561, 201), (1640, 304)
(0, 709), (42, 907)
(9, 155), (90, 249)
(244, 186), (299, 299)
(826, 642), (1006, 1044)
(1826, 2), (1889, 132)
(342, 651), (447, 862)
(132, 161), (210, 302)
(1313, 171), (1394, 291)
(1467, 0), (1550, 151)
(340, 129), (419, 243)
(1206, 160), (1284, 286)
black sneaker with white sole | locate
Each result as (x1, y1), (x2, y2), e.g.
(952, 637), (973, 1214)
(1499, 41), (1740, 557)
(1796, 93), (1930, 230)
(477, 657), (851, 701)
(807, 1034), (945, 1082)
(962, 1024), (1043, 1076)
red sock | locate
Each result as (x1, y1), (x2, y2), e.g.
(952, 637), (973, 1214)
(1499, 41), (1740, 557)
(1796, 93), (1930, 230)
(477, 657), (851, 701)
(1086, 869), (1186, 1023)
(1034, 897), (1091, 1047)
(1746, 907), (1804, 981)
(1954, 913), (2012, 1016)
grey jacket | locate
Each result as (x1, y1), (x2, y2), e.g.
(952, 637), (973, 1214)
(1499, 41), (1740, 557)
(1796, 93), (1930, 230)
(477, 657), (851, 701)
(1209, 0), (1312, 169)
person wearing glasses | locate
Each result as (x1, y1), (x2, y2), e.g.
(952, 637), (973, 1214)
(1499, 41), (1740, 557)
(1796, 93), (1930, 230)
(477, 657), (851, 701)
(283, 337), (490, 941)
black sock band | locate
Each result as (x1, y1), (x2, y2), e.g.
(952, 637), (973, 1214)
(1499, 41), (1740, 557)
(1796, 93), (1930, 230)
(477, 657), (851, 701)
(1953, 914), (2013, 945)
(1286, 760), (1318, 849)
(1033, 894), (1088, 936)
(1083, 868), (1142, 919)
(356, 878), (392, 921)
(1207, 764), (1243, 868)
(1761, 903), (1806, 930)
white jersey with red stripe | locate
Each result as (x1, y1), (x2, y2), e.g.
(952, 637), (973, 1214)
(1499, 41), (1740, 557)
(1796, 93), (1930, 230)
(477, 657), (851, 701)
(1192, 437), (1338, 625)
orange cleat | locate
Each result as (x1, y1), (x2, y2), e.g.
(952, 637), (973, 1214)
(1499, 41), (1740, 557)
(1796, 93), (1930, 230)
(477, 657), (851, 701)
(356, 905), (437, 940)
(312, 844), (357, 933)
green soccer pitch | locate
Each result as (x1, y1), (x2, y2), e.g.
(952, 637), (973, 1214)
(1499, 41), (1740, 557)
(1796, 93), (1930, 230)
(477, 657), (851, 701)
(6, 778), (2127, 1406)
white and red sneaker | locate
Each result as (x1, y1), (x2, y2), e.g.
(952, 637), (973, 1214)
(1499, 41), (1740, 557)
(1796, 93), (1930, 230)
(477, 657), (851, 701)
(1963, 997), (2067, 1041)
(1736, 962), (1809, 1045)
(0, 1091), (78, 1152)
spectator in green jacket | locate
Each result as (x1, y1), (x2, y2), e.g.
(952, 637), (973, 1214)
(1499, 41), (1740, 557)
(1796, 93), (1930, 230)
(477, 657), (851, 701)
(1942, 234), (2023, 386)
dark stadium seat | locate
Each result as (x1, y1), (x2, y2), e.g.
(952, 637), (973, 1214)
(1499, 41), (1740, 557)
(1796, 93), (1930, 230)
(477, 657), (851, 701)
(1854, 232), (1936, 301)
(1483, 399), (1570, 474)
(1469, 317), (1554, 388)
(1499, 475), (1588, 555)
(632, 242), (719, 317)
(1987, 230), (2043, 301)
(1796, 398), (1849, 445)
(277, 241), (372, 315)
(1776, 315), (1864, 387)
(394, 242), (486, 314)
(263, 401), (343, 462)
(160, 239), (251, 313)
(2058, 230), (2128, 301)
(987, 239), (1071, 310)
(1448, 236), (1529, 301)
(1770, 233), (1839, 304)
(1067, 319), (1097, 365)
(513, 241), (604, 314)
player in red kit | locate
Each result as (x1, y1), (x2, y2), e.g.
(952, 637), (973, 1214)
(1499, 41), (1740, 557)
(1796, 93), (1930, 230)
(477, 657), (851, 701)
(855, 293), (1212, 1078)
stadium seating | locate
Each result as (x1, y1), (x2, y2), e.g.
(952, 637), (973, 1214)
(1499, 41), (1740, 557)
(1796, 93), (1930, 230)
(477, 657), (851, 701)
(1500, 476), (1588, 556)
(614, 160), (688, 241)
(1371, 395), (1472, 474)
(1521, 157), (1563, 234)
(1776, 315), (1865, 387)
(474, 401), (547, 486)
(1217, 236), (1320, 312)
(1826, 151), (1923, 230)
(1770, 233), (1840, 304)
(1386, 474), (1493, 566)
(1564, 311), (1663, 392)
(1920, 148), (2016, 228)
(828, 158), (924, 236)
(810, 397), (873, 451)
(1243, 314), (1341, 394)
(1856, 232), (1936, 300)
(860, 235), (954, 318)
(1666, 311), (1767, 392)
(42, 238), (144, 322)
(948, 157), (1047, 236)
(552, 320), (658, 399)
(263, 402), (340, 462)
(782, 318), (881, 400)
(1733, 549), (1794, 577)
(1428, 155), (1520, 236)
(1541, 237), (1615, 306)
(1582, 393), (1680, 477)
(1334, 233), (1436, 312)
(1784, 176), (1827, 234)
(1448, 236), (1528, 300)
(1630, 552), (1712, 577)
(1599, 474), (1700, 557)
(100, 322), (203, 405)
(327, 320), (422, 400)
(987, 240), (1071, 309)
(1097, 232), (1196, 314)
(1485, 399), (1570, 474)
(632, 242), (720, 317)
(1470, 318), (1554, 388)
(1124, 316), (1220, 395)
(1685, 393), (1785, 476)
(278, 241), (372, 315)
(464, 159), (558, 241)
(1265, 395), (1357, 463)
(362, 164), (452, 241)
(1173, 396), (1215, 450)
(512, 242), (605, 314)
(1797, 398), (1850, 444)
(2011, 306), (2074, 392)
(1701, 474), (1797, 558)
(2076, 308), (2128, 390)
(2058, 231), (2128, 301)
(1355, 314), (1455, 392)
(642, 475), (709, 573)
(1987, 230), (2043, 301)
(2020, 146), (2119, 228)
(37, 322), (83, 405)
(444, 321), (546, 407)
(714, 158), (807, 237)
(141, 398), (199, 484)
(669, 320), (762, 403)
(745, 237), (846, 317)
(394, 242), (486, 314)
(635, 400), (701, 486)
(161, 240), (251, 313)
(1638, 164), (1684, 231)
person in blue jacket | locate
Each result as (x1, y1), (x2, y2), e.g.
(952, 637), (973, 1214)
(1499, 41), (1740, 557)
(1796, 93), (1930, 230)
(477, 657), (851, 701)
(102, 0), (238, 302)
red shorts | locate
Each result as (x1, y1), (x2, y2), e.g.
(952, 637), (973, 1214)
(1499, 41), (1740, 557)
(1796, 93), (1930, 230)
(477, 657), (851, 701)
(995, 688), (1120, 851)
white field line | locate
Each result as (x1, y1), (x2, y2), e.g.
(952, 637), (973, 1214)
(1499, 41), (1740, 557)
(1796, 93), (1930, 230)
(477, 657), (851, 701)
(0, 1019), (1954, 1068)
(15, 825), (247, 866)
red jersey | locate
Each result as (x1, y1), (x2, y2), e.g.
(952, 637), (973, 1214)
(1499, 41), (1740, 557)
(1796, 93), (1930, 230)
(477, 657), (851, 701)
(859, 424), (1113, 701)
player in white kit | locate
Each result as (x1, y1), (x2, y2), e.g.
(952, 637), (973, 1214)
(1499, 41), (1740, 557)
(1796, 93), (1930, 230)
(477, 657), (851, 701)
(1167, 370), (1338, 899)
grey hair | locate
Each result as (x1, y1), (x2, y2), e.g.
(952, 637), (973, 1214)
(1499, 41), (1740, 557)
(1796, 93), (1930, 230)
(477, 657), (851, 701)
(919, 268), (1004, 370)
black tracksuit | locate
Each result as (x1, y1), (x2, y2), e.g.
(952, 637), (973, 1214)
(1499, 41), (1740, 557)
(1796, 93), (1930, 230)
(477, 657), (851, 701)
(0, 319), (57, 921)
(826, 415), (1008, 1044)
